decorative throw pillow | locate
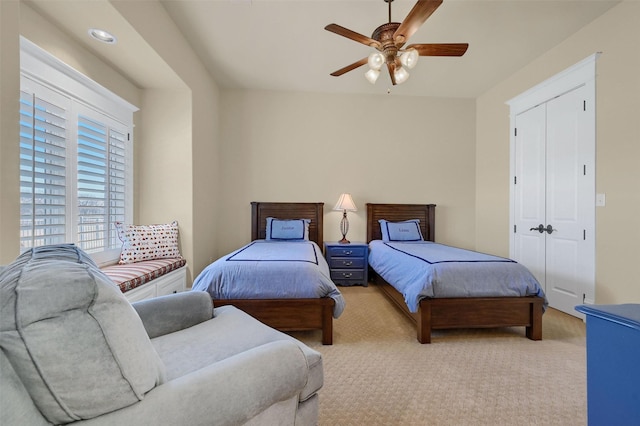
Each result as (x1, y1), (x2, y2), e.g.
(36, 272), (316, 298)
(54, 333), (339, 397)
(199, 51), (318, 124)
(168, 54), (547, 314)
(0, 244), (166, 425)
(116, 221), (181, 264)
(379, 219), (424, 242)
(265, 217), (310, 241)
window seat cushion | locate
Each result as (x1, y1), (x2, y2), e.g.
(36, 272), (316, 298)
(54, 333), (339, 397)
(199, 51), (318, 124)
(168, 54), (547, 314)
(101, 258), (186, 293)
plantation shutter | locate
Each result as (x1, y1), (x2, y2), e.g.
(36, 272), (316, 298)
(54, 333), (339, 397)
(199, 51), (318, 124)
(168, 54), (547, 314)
(77, 113), (128, 252)
(19, 88), (69, 251)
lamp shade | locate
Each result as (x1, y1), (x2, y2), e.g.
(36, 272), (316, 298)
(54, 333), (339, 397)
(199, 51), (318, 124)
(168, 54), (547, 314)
(364, 69), (380, 84)
(400, 48), (419, 69)
(333, 193), (357, 212)
(367, 52), (385, 71)
(394, 66), (409, 84)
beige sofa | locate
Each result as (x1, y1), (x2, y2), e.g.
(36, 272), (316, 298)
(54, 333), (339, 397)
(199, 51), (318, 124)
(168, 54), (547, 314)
(0, 244), (322, 425)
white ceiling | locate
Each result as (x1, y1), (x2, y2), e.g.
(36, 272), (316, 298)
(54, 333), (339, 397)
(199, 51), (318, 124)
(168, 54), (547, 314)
(26, 0), (621, 98)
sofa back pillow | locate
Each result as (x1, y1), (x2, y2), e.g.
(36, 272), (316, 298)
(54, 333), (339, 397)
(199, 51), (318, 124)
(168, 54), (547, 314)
(0, 244), (165, 424)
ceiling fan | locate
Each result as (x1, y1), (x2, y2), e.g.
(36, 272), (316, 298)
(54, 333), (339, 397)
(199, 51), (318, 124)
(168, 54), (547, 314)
(324, 0), (468, 85)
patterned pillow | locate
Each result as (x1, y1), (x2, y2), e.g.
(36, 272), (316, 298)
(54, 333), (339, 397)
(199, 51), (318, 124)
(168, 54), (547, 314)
(116, 221), (182, 264)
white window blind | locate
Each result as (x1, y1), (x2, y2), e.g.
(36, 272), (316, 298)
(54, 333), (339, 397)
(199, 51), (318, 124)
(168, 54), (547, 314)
(19, 89), (69, 251)
(19, 37), (137, 259)
(77, 114), (127, 252)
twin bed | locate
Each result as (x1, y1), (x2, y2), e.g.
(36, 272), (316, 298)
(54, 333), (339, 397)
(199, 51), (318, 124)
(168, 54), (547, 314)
(193, 202), (342, 345)
(193, 201), (546, 345)
(366, 203), (545, 344)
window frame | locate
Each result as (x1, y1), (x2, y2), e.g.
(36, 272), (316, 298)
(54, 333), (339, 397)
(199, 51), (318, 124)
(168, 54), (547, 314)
(20, 37), (138, 265)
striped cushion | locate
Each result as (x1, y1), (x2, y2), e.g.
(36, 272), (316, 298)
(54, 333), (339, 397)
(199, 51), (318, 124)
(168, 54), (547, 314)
(101, 258), (186, 293)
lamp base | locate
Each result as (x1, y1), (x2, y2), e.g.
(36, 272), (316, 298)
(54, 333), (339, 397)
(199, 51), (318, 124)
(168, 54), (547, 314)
(338, 237), (351, 244)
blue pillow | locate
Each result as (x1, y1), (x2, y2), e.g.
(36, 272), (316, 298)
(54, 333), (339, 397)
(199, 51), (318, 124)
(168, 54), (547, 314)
(378, 219), (424, 242)
(266, 217), (310, 240)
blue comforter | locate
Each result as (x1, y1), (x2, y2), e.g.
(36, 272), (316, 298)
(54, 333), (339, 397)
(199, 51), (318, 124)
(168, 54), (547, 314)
(368, 240), (547, 313)
(192, 240), (345, 318)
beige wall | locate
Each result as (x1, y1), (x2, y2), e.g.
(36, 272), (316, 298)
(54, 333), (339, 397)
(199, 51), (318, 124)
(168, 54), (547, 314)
(0, 0), (21, 264)
(476, 1), (640, 304)
(112, 1), (221, 278)
(217, 89), (476, 257)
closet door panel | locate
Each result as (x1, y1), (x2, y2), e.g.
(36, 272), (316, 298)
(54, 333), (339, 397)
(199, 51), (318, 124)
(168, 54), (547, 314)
(513, 104), (547, 288)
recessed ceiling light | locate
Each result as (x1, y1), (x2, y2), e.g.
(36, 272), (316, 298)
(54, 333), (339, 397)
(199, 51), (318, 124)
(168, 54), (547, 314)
(88, 28), (117, 44)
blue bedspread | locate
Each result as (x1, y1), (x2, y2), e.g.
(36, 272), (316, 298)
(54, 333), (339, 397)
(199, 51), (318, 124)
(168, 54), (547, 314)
(368, 240), (547, 313)
(192, 240), (345, 318)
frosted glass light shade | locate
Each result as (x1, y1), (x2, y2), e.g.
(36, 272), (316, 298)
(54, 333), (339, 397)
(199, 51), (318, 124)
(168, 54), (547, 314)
(365, 69), (380, 84)
(394, 66), (409, 84)
(400, 48), (419, 69)
(367, 52), (385, 71)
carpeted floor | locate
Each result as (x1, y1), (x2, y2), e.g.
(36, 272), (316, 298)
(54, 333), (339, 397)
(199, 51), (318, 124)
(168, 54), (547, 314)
(290, 285), (587, 426)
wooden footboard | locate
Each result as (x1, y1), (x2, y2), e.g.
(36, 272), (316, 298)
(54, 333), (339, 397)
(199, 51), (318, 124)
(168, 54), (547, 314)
(375, 276), (543, 344)
(213, 298), (335, 345)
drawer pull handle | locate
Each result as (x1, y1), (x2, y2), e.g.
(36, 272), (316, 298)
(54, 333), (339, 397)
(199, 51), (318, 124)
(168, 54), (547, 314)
(343, 250), (352, 255)
(342, 273), (353, 278)
(343, 261), (353, 266)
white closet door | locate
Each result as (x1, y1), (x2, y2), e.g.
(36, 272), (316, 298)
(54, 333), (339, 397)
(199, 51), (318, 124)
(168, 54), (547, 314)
(513, 84), (593, 316)
(545, 85), (592, 314)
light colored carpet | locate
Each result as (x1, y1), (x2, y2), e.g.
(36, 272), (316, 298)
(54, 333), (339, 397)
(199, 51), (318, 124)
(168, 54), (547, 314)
(291, 285), (587, 426)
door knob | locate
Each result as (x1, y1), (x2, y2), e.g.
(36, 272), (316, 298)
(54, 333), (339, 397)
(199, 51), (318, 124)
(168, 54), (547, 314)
(545, 224), (556, 234)
(530, 224), (545, 233)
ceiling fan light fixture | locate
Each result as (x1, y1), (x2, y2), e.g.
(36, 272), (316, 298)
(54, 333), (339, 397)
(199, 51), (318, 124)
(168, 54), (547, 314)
(400, 48), (419, 69)
(367, 52), (385, 71)
(393, 67), (409, 84)
(394, 66), (409, 84)
(365, 68), (381, 84)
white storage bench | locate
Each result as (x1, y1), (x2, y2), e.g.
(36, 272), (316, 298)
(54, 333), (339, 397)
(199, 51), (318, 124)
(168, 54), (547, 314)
(101, 258), (187, 302)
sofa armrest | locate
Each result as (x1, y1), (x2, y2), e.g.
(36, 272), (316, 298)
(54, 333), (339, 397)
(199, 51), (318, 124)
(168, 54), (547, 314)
(132, 291), (213, 338)
(77, 340), (309, 426)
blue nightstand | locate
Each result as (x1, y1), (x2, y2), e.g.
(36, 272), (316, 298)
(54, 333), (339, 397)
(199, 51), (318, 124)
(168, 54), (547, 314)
(324, 242), (368, 286)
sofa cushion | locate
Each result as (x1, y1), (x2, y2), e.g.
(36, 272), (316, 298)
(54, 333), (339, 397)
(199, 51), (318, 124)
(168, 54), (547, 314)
(0, 244), (166, 425)
(151, 305), (323, 402)
(101, 257), (187, 293)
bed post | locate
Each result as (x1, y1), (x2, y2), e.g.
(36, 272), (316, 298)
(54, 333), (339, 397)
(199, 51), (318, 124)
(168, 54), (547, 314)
(526, 298), (544, 341)
(322, 302), (334, 345)
(417, 300), (432, 344)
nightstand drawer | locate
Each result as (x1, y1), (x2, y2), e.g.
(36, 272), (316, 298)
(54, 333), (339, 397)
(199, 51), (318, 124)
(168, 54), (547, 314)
(329, 257), (365, 269)
(330, 269), (365, 281)
(327, 246), (366, 258)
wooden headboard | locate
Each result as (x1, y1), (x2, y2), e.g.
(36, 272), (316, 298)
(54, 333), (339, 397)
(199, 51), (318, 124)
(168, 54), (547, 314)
(251, 202), (324, 247)
(366, 203), (436, 243)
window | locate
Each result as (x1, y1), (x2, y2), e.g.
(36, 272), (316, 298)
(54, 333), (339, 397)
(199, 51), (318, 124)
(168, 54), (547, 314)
(19, 37), (137, 260)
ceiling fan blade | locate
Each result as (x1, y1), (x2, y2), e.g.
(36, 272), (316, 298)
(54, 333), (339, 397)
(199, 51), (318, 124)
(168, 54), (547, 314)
(330, 58), (369, 77)
(407, 43), (469, 56)
(394, 0), (443, 46)
(325, 24), (381, 49)
(387, 62), (397, 86)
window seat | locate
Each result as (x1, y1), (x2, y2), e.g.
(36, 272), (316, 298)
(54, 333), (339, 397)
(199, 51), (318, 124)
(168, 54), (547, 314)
(101, 258), (187, 302)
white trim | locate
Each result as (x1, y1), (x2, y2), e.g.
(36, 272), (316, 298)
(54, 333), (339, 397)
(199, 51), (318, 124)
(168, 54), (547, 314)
(506, 53), (600, 114)
(20, 37), (138, 125)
